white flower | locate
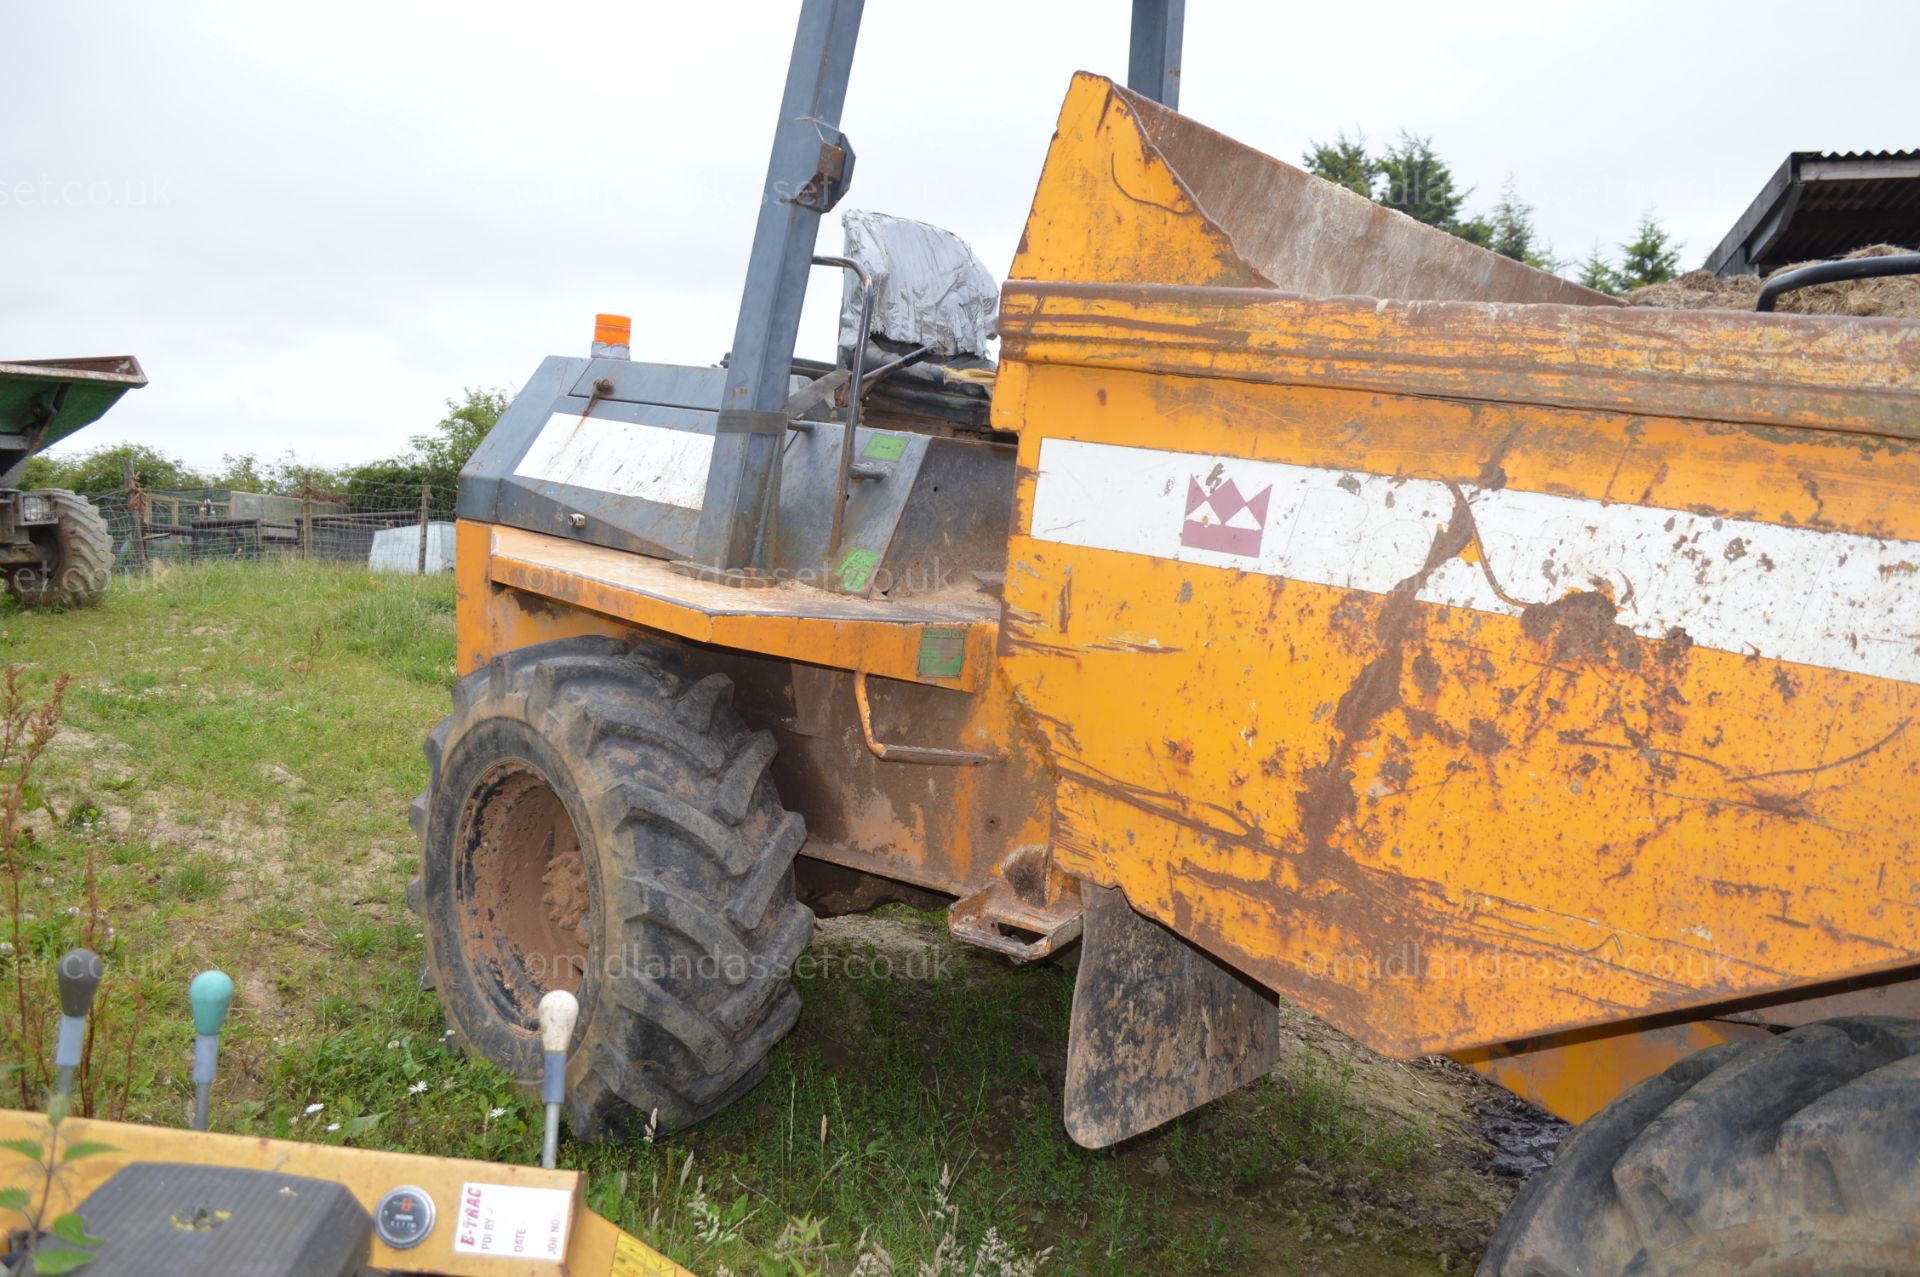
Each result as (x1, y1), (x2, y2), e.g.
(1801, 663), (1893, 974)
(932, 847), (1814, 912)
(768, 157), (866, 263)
(408, 1081), (428, 1095)
(488, 1107), (506, 1119)
(303, 1103), (324, 1115)
(386, 1040), (399, 1050)
(325, 1122), (340, 1132)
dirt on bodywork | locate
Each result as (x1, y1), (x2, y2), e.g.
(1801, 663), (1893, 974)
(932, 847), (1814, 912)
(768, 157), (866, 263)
(1519, 590), (1691, 668)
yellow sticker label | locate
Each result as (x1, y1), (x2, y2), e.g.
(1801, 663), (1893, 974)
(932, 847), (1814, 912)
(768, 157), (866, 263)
(611, 1231), (683, 1276)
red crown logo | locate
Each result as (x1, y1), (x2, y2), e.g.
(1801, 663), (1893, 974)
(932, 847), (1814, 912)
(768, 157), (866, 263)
(1181, 475), (1271, 556)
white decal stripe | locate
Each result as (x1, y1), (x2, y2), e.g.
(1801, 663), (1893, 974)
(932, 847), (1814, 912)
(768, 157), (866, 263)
(513, 412), (712, 510)
(1028, 437), (1920, 685)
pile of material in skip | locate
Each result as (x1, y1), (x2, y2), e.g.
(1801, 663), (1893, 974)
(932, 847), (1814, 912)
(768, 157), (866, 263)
(1628, 244), (1920, 317)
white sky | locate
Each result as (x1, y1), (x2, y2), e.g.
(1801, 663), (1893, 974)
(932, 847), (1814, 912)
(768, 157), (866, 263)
(3, 1), (1914, 470)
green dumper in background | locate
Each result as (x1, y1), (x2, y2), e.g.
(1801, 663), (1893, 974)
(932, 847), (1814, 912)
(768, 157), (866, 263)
(0, 356), (146, 606)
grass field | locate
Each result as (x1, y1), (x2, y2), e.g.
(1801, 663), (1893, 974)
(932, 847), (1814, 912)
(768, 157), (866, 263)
(0, 559), (1527, 1275)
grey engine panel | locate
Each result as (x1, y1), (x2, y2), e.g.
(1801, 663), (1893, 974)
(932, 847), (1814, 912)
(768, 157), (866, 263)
(458, 357), (1013, 593)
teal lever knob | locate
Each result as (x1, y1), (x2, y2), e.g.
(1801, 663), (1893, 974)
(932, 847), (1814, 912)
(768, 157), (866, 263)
(189, 970), (235, 1036)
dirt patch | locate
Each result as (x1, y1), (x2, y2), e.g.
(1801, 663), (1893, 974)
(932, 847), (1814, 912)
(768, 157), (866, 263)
(461, 764), (587, 1016)
(1268, 1005), (1558, 1262)
(1299, 496), (1478, 865)
(810, 911), (1002, 983)
(1518, 589), (1689, 669)
(1628, 244), (1920, 317)
(1411, 649), (1443, 696)
(47, 724), (130, 759)
(258, 761), (304, 789)
(1466, 718), (1508, 758)
(541, 849), (590, 948)
(237, 967), (284, 1017)
(39, 725), (315, 907)
(37, 723), (403, 954)
(1519, 589), (1638, 664)
(1627, 270), (1766, 312)
(1473, 1091), (1569, 1179)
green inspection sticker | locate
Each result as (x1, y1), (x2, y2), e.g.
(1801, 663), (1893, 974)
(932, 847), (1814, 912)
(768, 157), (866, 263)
(863, 434), (907, 461)
(916, 627), (967, 680)
(837, 548), (880, 592)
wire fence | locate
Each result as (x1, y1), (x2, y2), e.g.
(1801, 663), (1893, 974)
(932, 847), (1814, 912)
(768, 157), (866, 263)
(83, 482), (459, 575)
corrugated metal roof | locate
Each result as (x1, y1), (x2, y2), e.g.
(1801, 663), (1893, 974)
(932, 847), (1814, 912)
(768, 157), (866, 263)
(1706, 151), (1920, 276)
(1803, 150), (1920, 161)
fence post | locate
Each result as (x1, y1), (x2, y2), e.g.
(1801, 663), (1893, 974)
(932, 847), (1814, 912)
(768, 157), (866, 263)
(120, 456), (147, 571)
(300, 493), (313, 559)
(417, 485), (432, 575)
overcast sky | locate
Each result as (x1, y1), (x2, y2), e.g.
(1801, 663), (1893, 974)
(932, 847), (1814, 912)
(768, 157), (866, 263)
(4, 1), (1914, 471)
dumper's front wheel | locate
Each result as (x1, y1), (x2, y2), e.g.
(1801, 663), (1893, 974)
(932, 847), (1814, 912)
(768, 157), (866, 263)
(6, 490), (111, 608)
(413, 636), (813, 1138)
(1479, 1016), (1920, 1276)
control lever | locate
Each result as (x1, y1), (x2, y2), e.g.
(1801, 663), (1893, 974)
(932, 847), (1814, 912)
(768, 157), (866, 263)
(188, 969), (234, 1132)
(536, 989), (578, 1170)
(53, 948), (103, 1102)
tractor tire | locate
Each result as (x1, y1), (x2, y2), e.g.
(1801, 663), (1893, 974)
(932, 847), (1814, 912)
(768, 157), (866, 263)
(1478, 1016), (1920, 1276)
(412, 635), (813, 1139)
(6, 490), (111, 608)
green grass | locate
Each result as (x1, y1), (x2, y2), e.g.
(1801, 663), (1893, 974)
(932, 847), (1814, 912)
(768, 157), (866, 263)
(0, 559), (1462, 1275)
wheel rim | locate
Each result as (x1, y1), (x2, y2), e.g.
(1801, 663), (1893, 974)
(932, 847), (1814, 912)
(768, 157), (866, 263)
(453, 761), (591, 1030)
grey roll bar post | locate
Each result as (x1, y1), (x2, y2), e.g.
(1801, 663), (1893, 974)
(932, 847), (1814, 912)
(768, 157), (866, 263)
(1128, 0), (1185, 108)
(690, 0), (1184, 573)
(691, 0), (866, 573)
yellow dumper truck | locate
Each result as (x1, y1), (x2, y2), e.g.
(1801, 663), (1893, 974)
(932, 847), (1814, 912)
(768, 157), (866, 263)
(409, 4), (1920, 1272)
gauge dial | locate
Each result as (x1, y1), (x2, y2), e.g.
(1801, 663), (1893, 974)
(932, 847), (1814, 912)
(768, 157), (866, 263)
(374, 1185), (436, 1250)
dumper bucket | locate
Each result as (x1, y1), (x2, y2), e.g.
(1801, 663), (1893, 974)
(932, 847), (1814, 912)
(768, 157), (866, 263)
(1011, 73), (1614, 305)
(994, 74), (1920, 1075)
(0, 356), (148, 482)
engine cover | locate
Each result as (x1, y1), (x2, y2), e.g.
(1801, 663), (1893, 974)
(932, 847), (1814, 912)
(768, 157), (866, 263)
(30, 1162), (370, 1277)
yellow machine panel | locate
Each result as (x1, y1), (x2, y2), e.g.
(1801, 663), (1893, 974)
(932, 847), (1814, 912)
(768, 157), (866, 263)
(993, 289), (1920, 1058)
(990, 77), (1920, 1058)
(0, 1110), (691, 1276)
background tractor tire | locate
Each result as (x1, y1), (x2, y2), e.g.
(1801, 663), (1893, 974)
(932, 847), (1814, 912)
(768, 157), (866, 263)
(1479, 1016), (1920, 1276)
(6, 490), (111, 608)
(413, 635), (813, 1139)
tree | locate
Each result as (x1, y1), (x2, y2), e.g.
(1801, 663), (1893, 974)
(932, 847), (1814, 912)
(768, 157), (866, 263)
(337, 456), (433, 504)
(1577, 243), (1621, 295)
(1300, 133), (1577, 271)
(199, 452), (344, 496)
(208, 453), (273, 493)
(1376, 132), (1473, 233)
(271, 458), (346, 496)
(1484, 177), (1557, 271)
(409, 388), (509, 494)
(1615, 211), (1682, 290)
(1303, 131), (1376, 198)
(15, 455), (59, 490)
(19, 443), (205, 493)
(10, 385), (508, 505)
(1451, 214), (1495, 250)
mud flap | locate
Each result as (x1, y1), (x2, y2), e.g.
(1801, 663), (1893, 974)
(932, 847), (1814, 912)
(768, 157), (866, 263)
(1063, 884), (1281, 1148)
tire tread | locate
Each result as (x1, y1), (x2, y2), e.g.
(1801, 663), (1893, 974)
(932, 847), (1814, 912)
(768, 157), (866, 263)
(1480, 1019), (1920, 1276)
(417, 637), (811, 1138)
